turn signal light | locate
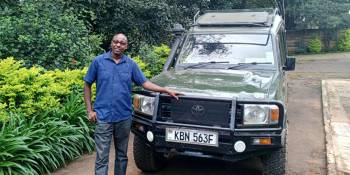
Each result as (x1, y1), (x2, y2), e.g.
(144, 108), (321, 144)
(270, 106), (279, 124)
(259, 138), (272, 145)
(253, 138), (272, 145)
(133, 96), (140, 109)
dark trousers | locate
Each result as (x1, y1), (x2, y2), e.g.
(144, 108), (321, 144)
(94, 118), (132, 175)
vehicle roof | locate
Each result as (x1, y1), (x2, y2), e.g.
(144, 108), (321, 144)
(196, 11), (272, 26)
(191, 26), (271, 34)
(191, 9), (283, 35)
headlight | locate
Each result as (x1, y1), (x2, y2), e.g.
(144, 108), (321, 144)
(133, 94), (155, 116)
(243, 104), (279, 125)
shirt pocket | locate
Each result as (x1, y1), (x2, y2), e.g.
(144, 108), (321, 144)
(119, 72), (131, 82)
(98, 69), (112, 81)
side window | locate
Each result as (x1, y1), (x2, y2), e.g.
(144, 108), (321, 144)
(278, 27), (287, 66)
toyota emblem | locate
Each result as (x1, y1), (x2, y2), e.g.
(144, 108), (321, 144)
(191, 104), (205, 116)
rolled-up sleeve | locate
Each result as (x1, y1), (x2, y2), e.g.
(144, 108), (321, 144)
(84, 59), (98, 84)
(131, 61), (147, 86)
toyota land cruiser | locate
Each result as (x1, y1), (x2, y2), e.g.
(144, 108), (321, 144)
(131, 8), (295, 175)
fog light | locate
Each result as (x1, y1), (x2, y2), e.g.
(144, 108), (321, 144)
(234, 140), (246, 153)
(146, 131), (154, 142)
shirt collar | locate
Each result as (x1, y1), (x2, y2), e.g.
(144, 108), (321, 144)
(103, 50), (127, 64)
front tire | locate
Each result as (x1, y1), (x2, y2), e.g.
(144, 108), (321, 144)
(133, 135), (166, 172)
(261, 146), (287, 175)
(261, 129), (287, 175)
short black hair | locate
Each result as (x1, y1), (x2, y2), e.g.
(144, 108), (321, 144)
(112, 33), (128, 42)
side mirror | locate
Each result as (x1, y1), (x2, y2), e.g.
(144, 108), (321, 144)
(283, 56), (295, 71)
(172, 23), (185, 36)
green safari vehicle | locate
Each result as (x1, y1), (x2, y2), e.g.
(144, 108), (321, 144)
(132, 8), (295, 175)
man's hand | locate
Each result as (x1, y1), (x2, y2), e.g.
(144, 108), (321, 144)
(142, 81), (183, 100)
(165, 89), (183, 100)
(88, 111), (97, 123)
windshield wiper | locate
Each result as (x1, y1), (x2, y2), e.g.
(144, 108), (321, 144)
(184, 61), (229, 69)
(226, 62), (272, 70)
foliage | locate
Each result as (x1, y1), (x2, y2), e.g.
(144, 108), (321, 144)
(0, 57), (96, 174)
(166, 0), (274, 27)
(0, 0), (19, 13)
(291, 0), (350, 49)
(0, 58), (86, 122)
(337, 29), (350, 51)
(132, 56), (152, 78)
(293, 0), (350, 30)
(59, 0), (274, 52)
(85, 0), (174, 52)
(0, 0), (103, 70)
(287, 0), (350, 30)
(0, 94), (94, 175)
(138, 44), (171, 78)
(307, 37), (322, 53)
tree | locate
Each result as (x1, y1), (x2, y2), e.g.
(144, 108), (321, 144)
(61, 0), (275, 53)
(293, 0), (350, 49)
(82, 0), (174, 53)
(0, 0), (103, 70)
(0, 0), (19, 12)
(1, 0), (279, 60)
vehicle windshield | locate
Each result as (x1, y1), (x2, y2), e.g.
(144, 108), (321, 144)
(176, 33), (275, 69)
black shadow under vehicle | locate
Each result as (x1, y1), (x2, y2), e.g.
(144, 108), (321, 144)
(131, 8), (295, 175)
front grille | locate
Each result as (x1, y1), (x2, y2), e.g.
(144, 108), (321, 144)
(235, 104), (244, 126)
(158, 97), (232, 128)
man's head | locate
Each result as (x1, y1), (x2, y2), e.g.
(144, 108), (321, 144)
(111, 33), (128, 58)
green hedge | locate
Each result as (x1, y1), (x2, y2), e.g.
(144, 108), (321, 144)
(0, 47), (168, 122)
(137, 44), (170, 78)
(337, 29), (350, 51)
(0, 58), (95, 174)
(0, 58), (87, 122)
(307, 37), (322, 53)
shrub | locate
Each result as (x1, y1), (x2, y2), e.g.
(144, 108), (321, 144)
(307, 37), (322, 53)
(132, 56), (151, 78)
(0, 58), (86, 122)
(0, 0), (103, 70)
(0, 97), (94, 175)
(337, 29), (350, 51)
(0, 57), (95, 174)
(138, 44), (171, 78)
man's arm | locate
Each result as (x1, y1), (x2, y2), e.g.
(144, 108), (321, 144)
(142, 80), (182, 100)
(84, 82), (96, 122)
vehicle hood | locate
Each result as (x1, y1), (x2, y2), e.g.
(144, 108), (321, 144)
(151, 69), (280, 100)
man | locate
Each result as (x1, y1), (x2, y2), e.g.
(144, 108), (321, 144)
(83, 33), (181, 175)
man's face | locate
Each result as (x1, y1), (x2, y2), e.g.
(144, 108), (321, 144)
(111, 34), (128, 56)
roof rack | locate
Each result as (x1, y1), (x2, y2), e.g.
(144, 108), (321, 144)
(194, 8), (279, 27)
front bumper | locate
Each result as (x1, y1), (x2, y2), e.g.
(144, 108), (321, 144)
(131, 115), (286, 162)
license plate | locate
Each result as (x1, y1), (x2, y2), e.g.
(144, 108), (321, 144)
(165, 128), (218, 147)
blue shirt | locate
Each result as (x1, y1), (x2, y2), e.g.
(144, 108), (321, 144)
(84, 51), (147, 122)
